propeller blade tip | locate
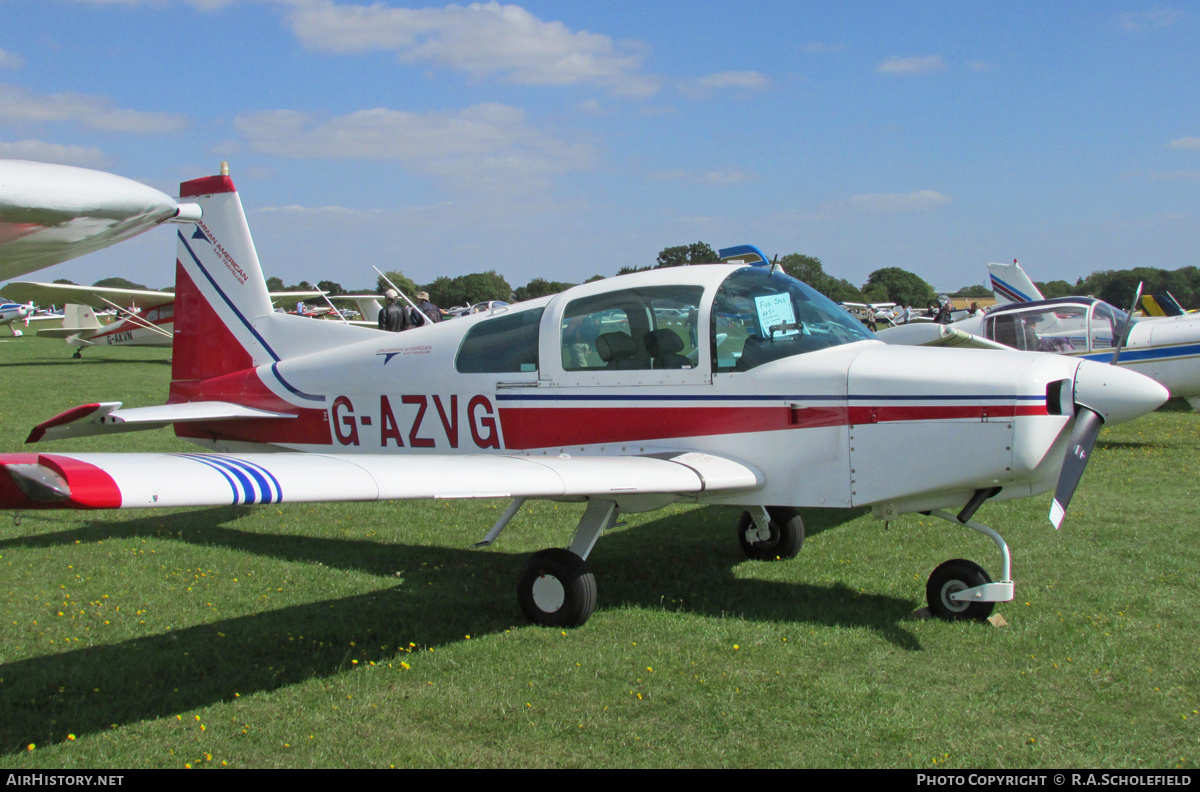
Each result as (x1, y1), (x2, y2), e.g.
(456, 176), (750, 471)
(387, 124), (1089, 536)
(1049, 500), (1065, 529)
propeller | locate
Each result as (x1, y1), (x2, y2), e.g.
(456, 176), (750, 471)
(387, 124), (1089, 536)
(1048, 281), (1148, 528)
(1110, 281), (1142, 366)
(1049, 405), (1102, 528)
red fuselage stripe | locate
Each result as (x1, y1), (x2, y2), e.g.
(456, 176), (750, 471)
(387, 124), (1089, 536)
(496, 403), (1047, 450)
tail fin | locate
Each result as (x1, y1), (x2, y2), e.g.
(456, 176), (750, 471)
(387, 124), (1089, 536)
(171, 170), (275, 387)
(988, 260), (1044, 306)
(60, 304), (102, 332)
(1142, 292), (1185, 317)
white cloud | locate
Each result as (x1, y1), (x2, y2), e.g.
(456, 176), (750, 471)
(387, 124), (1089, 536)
(696, 71), (768, 90)
(877, 55), (945, 76)
(1118, 8), (1187, 31)
(651, 169), (753, 184)
(234, 102), (592, 192)
(847, 190), (950, 213)
(1169, 137), (1200, 149)
(74, 0), (234, 7)
(0, 139), (110, 167)
(278, 0), (660, 95)
(0, 48), (24, 69)
(0, 83), (188, 134)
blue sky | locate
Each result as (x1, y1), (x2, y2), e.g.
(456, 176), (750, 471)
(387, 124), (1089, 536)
(1, 1), (1197, 293)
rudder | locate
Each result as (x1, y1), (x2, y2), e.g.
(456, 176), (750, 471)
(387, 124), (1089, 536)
(171, 168), (276, 386)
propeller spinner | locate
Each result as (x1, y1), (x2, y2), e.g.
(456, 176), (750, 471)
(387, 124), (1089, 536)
(1049, 355), (1167, 528)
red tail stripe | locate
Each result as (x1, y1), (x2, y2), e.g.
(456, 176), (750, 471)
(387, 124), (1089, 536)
(180, 175), (236, 197)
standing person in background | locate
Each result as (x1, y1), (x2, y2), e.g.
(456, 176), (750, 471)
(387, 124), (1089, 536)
(416, 291), (441, 325)
(378, 288), (409, 332)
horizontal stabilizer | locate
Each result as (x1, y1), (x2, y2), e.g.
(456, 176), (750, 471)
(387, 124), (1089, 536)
(27, 401), (295, 443)
(0, 450), (763, 510)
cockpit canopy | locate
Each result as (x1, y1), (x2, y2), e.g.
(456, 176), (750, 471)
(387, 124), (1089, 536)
(982, 297), (1129, 353)
(454, 265), (876, 376)
(711, 267), (874, 371)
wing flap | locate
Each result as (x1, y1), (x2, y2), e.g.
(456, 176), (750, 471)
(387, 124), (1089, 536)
(0, 451), (764, 510)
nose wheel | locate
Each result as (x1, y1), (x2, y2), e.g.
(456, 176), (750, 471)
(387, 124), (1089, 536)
(926, 558), (994, 621)
(925, 510), (1015, 622)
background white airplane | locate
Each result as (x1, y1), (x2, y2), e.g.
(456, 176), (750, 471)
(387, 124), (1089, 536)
(884, 266), (1200, 409)
(1, 280), (326, 356)
(0, 300), (60, 337)
(0, 166), (1168, 628)
(0, 159), (201, 281)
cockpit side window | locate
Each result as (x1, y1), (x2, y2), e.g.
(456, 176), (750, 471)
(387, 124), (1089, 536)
(712, 268), (873, 372)
(456, 308), (543, 373)
(561, 286), (702, 371)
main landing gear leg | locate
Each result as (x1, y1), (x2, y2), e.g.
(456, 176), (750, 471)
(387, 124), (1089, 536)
(517, 498), (617, 628)
(925, 509), (1015, 621)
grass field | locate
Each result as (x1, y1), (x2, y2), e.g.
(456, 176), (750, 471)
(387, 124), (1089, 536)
(0, 336), (1196, 768)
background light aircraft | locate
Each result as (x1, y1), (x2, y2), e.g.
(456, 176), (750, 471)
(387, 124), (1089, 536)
(0, 300), (61, 337)
(2, 280), (325, 356)
(0, 159), (202, 281)
(886, 262), (1200, 410)
(0, 168), (1167, 628)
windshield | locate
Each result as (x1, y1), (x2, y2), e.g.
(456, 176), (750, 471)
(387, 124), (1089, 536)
(712, 267), (874, 372)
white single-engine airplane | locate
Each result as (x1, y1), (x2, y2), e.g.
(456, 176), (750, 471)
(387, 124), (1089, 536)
(0, 300), (61, 337)
(886, 260), (1200, 410)
(0, 168), (1169, 627)
(1, 280), (327, 356)
(0, 159), (202, 281)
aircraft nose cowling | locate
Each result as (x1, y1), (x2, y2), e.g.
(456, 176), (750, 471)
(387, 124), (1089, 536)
(1073, 358), (1168, 425)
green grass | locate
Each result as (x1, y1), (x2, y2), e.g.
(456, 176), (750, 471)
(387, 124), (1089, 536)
(0, 336), (1197, 768)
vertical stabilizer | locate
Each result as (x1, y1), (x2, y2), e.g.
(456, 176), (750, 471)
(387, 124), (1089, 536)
(988, 260), (1044, 306)
(171, 170), (276, 385)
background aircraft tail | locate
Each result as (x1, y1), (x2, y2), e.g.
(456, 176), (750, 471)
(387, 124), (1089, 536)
(988, 260), (1044, 306)
(36, 303), (102, 345)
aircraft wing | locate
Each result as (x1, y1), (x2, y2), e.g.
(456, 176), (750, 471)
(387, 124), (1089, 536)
(0, 450), (764, 511)
(1, 281), (174, 311)
(268, 290), (325, 306)
(874, 322), (1011, 350)
(0, 159), (200, 281)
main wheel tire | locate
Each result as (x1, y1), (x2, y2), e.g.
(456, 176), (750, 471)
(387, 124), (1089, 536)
(737, 506), (804, 561)
(517, 548), (597, 627)
(926, 558), (995, 621)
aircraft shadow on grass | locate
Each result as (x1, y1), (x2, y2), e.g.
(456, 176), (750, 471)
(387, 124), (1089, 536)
(0, 503), (915, 754)
(0, 357), (171, 369)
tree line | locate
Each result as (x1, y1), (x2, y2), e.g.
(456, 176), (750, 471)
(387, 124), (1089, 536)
(59, 247), (1200, 313)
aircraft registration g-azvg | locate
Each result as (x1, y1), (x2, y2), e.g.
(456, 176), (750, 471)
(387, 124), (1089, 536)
(0, 166), (1170, 627)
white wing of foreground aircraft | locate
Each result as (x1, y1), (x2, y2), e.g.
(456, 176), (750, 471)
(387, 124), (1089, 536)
(0, 159), (202, 281)
(0, 168), (1168, 628)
